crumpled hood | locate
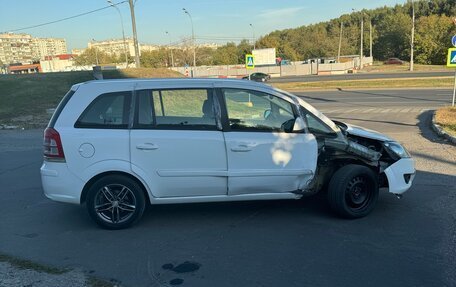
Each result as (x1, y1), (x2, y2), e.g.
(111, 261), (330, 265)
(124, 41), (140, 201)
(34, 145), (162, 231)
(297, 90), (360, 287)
(343, 122), (393, 142)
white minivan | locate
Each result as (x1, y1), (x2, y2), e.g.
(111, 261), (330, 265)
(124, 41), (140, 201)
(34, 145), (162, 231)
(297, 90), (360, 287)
(41, 79), (415, 229)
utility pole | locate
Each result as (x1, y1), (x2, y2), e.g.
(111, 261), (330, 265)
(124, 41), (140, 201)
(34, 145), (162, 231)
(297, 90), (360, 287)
(360, 13), (364, 70)
(128, 0), (140, 68)
(337, 21), (343, 63)
(370, 20), (373, 59)
(410, 0), (415, 71)
(183, 8), (196, 77)
(165, 31), (174, 67)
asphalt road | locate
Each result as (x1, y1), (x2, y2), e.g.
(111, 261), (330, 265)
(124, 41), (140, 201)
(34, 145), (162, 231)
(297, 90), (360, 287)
(0, 88), (455, 287)
(269, 71), (454, 83)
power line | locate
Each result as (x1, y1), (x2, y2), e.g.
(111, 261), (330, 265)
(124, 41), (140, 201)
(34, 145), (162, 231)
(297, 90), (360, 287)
(1, 1), (128, 34)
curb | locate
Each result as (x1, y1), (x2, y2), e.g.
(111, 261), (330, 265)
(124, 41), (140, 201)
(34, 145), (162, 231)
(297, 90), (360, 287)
(431, 111), (456, 145)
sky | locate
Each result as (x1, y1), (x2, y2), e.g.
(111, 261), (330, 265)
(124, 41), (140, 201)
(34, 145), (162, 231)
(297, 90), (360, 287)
(0, 0), (407, 51)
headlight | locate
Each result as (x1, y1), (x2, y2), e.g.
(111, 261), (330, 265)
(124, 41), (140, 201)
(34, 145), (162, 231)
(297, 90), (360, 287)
(383, 142), (410, 158)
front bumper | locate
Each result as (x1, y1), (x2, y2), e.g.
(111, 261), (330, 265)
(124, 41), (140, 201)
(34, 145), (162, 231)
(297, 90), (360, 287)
(384, 158), (416, 195)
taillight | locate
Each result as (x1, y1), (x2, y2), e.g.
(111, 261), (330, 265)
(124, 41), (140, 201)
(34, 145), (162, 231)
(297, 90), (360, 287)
(43, 128), (65, 162)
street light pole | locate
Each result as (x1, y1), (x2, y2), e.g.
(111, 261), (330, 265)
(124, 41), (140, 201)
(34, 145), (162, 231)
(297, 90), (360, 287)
(165, 31), (174, 67)
(128, 0), (140, 68)
(183, 8), (196, 77)
(410, 0), (415, 72)
(107, 0), (128, 68)
(249, 23), (255, 50)
(337, 21), (343, 63)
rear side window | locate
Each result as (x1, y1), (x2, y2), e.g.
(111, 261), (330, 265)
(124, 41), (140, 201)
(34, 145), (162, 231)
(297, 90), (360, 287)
(75, 92), (131, 129)
(136, 89), (217, 130)
(48, 89), (75, 128)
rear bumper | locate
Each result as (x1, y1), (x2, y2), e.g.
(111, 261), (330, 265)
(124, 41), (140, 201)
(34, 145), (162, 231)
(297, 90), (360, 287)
(384, 158), (416, 195)
(40, 161), (85, 204)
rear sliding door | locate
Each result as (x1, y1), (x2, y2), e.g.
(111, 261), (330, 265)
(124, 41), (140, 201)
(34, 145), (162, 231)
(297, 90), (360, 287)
(130, 88), (227, 198)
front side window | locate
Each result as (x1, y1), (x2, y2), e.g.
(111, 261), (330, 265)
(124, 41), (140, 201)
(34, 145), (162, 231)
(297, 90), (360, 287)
(223, 89), (296, 132)
(136, 89), (217, 130)
(300, 107), (337, 137)
(75, 92), (131, 129)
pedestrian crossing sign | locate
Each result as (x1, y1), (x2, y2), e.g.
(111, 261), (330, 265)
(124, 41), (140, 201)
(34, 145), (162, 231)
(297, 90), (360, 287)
(448, 48), (456, 67)
(245, 54), (255, 69)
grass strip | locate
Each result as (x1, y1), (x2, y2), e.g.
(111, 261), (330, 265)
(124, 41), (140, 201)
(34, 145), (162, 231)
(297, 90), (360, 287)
(0, 252), (67, 275)
(0, 68), (182, 127)
(435, 106), (456, 137)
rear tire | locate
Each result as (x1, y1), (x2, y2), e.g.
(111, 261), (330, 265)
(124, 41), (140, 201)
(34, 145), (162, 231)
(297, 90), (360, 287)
(327, 164), (379, 218)
(86, 175), (146, 229)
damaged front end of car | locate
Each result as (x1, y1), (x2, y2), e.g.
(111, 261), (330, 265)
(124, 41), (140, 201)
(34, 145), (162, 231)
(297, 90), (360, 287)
(300, 119), (415, 198)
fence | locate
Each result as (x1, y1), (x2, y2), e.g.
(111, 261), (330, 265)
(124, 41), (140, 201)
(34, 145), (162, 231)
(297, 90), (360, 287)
(171, 57), (373, 78)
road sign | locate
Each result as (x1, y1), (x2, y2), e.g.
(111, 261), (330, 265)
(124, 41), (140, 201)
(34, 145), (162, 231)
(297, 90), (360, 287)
(245, 54), (255, 69)
(448, 48), (456, 67)
(452, 35), (456, 47)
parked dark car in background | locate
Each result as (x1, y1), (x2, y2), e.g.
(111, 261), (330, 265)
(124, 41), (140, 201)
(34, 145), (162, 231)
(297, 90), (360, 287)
(384, 58), (404, 65)
(242, 72), (271, 82)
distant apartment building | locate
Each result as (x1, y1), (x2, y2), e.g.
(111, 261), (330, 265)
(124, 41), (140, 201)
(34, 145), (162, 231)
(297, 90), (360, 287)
(140, 44), (159, 52)
(88, 38), (162, 57)
(89, 38), (136, 57)
(0, 33), (68, 64)
(0, 33), (34, 64)
(197, 43), (220, 49)
(32, 37), (67, 60)
(71, 48), (86, 56)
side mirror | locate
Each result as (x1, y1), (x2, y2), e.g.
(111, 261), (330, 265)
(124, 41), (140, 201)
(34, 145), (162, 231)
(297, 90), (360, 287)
(264, 109), (271, 119)
(293, 117), (306, 132)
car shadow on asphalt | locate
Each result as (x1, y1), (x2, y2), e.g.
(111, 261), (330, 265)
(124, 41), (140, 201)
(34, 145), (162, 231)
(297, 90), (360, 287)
(140, 192), (334, 226)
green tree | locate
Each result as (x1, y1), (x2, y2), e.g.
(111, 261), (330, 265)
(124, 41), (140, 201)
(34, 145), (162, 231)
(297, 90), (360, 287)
(237, 39), (252, 63)
(74, 48), (115, 66)
(213, 42), (238, 65)
(415, 15), (456, 64)
(196, 47), (216, 66)
(140, 49), (168, 68)
(374, 13), (412, 60)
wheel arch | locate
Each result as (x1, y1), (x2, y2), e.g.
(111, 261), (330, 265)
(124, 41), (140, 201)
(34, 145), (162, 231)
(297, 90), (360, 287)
(314, 157), (380, 192)
(80, 171), (151, 205)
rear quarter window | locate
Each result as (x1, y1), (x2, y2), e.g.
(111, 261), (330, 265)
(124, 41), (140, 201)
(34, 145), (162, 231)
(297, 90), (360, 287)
(48, 89), (75, 128)
(75, 91), (132, 129)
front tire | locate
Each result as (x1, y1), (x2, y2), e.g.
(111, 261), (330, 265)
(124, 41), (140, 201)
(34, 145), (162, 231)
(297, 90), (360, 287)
(327, 164), (379, 218)
(86, 175), (146, 229)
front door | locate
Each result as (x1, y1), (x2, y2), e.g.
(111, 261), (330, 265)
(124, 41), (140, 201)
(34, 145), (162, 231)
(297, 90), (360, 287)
(130, 88), (227, 198)
(220, 88), (318, 195)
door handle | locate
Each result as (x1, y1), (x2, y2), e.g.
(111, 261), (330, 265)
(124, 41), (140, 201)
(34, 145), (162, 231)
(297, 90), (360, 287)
(231, 142), (256, 152)
(136, 143), (159, 151)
